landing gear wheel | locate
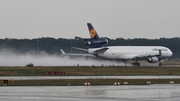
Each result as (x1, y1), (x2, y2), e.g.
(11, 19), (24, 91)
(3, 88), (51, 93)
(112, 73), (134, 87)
(132, 62), (140, 66)
(159, 62), (162, 67)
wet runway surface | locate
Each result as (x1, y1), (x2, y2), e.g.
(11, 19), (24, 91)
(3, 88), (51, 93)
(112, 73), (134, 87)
(0, 84), (180, 101)
(0, 76), (180, 80)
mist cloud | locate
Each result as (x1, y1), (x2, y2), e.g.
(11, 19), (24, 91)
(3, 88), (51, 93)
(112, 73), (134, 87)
(0, 49), (127, 66)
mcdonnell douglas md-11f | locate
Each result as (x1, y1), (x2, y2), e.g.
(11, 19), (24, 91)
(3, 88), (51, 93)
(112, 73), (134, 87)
(65, 23), (173, 66)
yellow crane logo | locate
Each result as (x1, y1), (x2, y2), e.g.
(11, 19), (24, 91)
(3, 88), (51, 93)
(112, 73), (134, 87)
(90, 29), (96, 38)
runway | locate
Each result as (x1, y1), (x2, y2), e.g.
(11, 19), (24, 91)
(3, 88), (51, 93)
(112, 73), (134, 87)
(0, 76), (180, 80)
(0, 84), (180, 101)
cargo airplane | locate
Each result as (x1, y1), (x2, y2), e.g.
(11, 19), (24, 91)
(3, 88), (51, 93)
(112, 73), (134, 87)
(62, 23), (173, 66)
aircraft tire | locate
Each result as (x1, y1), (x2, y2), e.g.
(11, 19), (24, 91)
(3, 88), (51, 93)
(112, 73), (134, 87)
(132, 62), (140, 66)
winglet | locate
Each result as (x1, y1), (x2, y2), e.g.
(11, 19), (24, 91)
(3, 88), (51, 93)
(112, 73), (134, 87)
(60, 49), (66, 55)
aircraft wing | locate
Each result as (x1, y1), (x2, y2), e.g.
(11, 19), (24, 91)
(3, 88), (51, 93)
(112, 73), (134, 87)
(72, 47), (88, 51)
(60, 49), (95, 58)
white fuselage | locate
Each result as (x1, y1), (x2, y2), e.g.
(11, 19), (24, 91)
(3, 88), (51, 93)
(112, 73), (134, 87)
(88, 46), (173, 60)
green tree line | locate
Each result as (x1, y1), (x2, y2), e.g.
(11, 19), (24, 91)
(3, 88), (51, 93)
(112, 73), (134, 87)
(0, 37), (180, 59)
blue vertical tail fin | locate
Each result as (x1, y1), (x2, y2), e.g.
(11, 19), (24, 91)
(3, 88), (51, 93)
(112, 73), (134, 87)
(87, 23), (100, 39)
(85, 23), (108, 48)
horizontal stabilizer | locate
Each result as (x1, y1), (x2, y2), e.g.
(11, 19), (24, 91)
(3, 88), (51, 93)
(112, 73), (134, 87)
(72, 47), (88, 52)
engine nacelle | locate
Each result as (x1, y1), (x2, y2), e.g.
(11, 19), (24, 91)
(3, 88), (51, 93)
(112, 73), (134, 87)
(146, 57), (159, 63)
(84, 38), (108, 48)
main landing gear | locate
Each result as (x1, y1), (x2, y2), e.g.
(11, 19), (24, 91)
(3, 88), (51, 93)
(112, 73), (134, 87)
(159, 60), (162, 67)
(132, 59), (140, 66)
(133, 62), (140, 66)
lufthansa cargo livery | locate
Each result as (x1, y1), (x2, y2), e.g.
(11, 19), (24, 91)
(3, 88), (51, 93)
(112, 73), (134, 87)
(63, 23), (173, 66)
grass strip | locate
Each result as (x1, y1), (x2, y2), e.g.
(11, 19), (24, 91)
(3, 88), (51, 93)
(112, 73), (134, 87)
(0, 66), (180, 76)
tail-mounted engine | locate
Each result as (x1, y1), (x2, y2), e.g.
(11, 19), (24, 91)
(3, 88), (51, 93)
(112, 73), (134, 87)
(84, 38), (108, 48)
(146, 57), (159, 63)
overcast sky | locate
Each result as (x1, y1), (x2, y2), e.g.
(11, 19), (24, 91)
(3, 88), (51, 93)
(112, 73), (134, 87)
(0, 0), (180, 39)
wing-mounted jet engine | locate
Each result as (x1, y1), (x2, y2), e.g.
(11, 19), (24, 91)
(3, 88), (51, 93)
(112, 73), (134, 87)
(146, 57), (159, 63)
